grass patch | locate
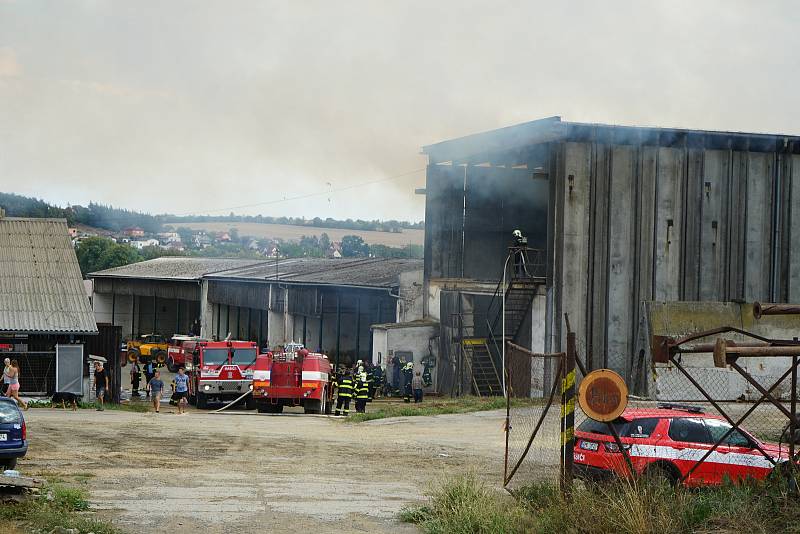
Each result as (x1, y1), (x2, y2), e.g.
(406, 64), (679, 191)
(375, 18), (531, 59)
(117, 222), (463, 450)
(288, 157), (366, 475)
(347, 396), (534, 422)
(27, 399), (150, 413)
(0, 482), (117, 534)
(401, 474), (800, 534)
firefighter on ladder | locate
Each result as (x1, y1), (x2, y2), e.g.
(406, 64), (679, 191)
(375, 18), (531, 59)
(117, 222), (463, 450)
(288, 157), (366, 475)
(334, 369), (354, 416)
(511, 229), (529, 277)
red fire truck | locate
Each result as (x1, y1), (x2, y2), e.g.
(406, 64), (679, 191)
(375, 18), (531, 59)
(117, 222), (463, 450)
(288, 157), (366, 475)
(166, 335), (204, 372)
(182, 339), (258, 409)
(252, 342), (334, 414)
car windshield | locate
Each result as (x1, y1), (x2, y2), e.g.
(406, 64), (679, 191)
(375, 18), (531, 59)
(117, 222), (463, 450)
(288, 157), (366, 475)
(202, 348), (229, 366)
(231, 348), (257, 366)
(0, 401), (21, 424)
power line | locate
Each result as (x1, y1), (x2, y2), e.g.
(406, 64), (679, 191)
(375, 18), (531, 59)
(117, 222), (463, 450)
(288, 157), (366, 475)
(174, 168), (426, 217)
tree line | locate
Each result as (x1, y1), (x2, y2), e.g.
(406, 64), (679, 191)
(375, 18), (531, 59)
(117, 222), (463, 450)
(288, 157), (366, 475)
(0, 192), (422, 234)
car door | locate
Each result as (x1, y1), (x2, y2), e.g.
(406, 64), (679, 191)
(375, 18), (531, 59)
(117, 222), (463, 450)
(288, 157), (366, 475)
(703, 418), (773, 482)
(665, 417), (719, 485)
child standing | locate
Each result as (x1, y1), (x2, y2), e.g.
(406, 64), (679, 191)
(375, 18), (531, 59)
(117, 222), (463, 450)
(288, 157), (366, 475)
(147, 370), (165, 413)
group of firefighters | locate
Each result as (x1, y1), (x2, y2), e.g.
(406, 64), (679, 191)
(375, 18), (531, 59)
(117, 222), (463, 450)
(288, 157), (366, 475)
(332, 359), (422, 416)
(332, 360), (383, 416)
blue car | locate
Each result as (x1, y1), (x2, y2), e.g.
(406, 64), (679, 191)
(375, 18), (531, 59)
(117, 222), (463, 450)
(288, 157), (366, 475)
(0, 397), (27, 470)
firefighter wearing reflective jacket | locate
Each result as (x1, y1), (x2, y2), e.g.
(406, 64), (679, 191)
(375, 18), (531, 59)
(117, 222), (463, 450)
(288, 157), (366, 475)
(334, 370), (354, 416)
(354, 375), (370, 413)
(402, 361), (414, 403)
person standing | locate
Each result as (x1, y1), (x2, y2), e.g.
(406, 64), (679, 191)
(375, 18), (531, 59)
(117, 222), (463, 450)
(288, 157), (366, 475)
(412, 371), (424, 403)
(6, 360), (27, 410)
(173, 367), (189, 415)
(402, 362), (413, 403)
(94, 361), (109, 411)
(354, 375), (370, 413)
(334, 370), (353, 416)
(147, 370), (165, 413)
(2, 357), (11, 396)
(143, 360), (155, 398)
(130, 360), (141, 397)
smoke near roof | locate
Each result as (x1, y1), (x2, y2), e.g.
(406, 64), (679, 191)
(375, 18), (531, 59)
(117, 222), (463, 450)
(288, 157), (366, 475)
(0, 1), (797, 220)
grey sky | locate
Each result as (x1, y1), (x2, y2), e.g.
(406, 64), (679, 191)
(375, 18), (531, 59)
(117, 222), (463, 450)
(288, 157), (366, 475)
(0, 1), (798, 221)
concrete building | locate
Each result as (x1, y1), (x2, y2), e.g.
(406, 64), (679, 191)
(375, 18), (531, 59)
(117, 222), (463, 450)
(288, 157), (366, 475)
(421, 116), (800, 393)
(90, 257), (423, 367)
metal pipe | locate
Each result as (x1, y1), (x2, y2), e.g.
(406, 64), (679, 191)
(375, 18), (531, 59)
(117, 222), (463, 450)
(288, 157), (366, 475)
(753, 302), (800, 319)
(502, 253), (512, 398)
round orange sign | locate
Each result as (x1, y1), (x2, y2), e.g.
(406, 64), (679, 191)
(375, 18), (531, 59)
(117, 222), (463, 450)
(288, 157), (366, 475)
(578, 369), (628, 422)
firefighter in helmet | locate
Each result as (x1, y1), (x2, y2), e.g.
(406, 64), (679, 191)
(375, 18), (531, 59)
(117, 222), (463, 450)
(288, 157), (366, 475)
(354, 373), (370, 413)
(511, 229), (529, 277)
(334, 368), (354, 416)
(402, 361), (414, 403)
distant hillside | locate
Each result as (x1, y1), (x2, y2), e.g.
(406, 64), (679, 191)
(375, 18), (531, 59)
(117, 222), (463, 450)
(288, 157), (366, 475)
(0, 192), (424, 236)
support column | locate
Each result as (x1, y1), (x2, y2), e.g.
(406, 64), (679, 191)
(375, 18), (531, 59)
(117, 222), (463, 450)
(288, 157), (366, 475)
(131, 296), (136, 338)
(153, 295), (158, 334)
(355, 296), (361, 361)
(176, 298), (180, 334)
(335, 293), (341, 368)
(258, 309), (263, 348)
(302, 316), (307, 346)
(318, 293), (324, 352)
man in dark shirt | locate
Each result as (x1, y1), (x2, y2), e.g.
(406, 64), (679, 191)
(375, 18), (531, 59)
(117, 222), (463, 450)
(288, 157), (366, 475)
(94, 361), (109, 411)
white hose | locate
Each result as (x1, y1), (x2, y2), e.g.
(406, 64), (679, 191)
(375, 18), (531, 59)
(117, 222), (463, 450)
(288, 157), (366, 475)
(210, 389), (253, 413)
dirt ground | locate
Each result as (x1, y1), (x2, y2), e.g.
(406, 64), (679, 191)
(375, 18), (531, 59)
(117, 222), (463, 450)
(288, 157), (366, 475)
(19, 403), (507, 534)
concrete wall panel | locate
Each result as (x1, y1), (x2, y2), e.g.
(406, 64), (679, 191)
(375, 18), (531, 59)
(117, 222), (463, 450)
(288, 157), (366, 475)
(606, 146), (635, 373)
(744, 152), (773, 301)
(654, 147), (684, 301)
(790, 155), (800, 301)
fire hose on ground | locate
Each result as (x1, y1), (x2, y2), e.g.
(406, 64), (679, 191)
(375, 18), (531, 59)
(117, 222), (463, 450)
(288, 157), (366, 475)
(210, 388), (253, 413)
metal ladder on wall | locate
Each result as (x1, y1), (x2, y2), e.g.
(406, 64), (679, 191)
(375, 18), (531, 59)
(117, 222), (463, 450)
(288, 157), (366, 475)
(478, 248), (546, 396)
(462, 338), (502, 396)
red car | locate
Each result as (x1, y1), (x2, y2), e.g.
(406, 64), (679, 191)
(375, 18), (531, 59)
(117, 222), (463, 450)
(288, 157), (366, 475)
(573, 404), (789, 486)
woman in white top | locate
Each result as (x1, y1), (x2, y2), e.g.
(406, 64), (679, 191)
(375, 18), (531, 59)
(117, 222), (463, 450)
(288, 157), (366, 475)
(2, 357), (10, 396)
(6, 360), (28, 410)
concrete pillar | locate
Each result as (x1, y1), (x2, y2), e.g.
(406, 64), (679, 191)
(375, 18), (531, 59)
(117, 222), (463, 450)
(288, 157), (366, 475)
(199, 280), (213, 339)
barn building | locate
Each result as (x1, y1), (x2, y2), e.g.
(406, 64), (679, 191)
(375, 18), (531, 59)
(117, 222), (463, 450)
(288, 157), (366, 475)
(421, 116), (800, 395)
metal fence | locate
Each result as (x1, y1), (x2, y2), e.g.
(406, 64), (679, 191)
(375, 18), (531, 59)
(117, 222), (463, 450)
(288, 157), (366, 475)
(5, 351), (56, 395)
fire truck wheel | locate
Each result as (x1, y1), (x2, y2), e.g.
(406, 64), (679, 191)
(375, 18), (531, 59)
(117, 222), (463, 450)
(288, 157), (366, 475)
(196, 392), (208, 409)
(245, 395), (256, 410)
(166, 357), (177, 373)
(155, 350), (167, 365)
(324, 388), (332, 415)
(188, 394), (196, 406)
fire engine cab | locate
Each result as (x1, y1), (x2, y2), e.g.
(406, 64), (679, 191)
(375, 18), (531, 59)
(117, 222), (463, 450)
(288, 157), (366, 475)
(252, 342), (334, 414)
(182, 339), (258, 409)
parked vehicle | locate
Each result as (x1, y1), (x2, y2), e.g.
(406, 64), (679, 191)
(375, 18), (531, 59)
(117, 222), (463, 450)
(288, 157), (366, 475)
(127, 334), (169, 365)
(573, 404), (790, 486)
(252, 342), (333, 414)
(166, 335), (204, 372)
(183, 339), (258, 409)
(0, 397), (27, 470)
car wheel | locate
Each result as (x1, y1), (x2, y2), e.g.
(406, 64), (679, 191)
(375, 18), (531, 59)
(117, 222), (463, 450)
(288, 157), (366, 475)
(643, 463), (679, 486)
(2, 458), (17, 470)
(128, 349), (140, 363)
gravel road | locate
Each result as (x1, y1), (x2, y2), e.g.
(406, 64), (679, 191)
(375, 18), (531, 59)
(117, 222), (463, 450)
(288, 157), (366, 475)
(20, 405), (507, 533)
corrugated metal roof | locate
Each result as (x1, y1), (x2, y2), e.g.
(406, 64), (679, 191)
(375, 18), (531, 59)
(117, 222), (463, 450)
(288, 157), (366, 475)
(0, 217), (97, 334)
(90, 257), (266, 281)
(91, 256), (423, 289)
(208, 257), (423, 288)
(422, 116), (800, 162)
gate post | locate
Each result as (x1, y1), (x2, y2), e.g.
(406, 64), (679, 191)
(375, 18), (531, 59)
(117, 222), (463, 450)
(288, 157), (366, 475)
(560, 332), (576, 495)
